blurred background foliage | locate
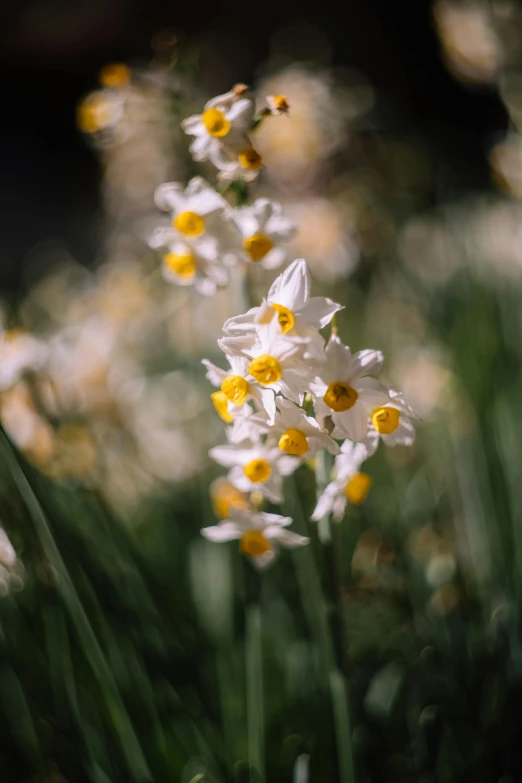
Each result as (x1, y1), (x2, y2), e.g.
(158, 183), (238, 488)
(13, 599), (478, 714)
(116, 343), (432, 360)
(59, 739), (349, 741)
(2, 0), (522, 781)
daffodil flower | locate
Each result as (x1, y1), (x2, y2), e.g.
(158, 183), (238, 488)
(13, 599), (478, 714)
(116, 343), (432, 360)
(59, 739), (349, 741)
(209, 438), (300, 503)
(309, 332), (390, 441)
(149, 234), (229, 295)
(226, 199), (296, 269)
(219, 316), (314, 410)
(202, 354), (276, 424)
(201, 506), (308, 569)
(223, 258), (342, 357)
(153, 177), (235, 247)
(241, 397), (340, 458)
(311, 441), (372, 522)
(362, 390), (421, 457)
(181, 85), (255, 167)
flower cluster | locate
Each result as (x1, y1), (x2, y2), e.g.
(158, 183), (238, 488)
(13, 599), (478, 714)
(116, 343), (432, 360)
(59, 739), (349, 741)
(149, 178), (296, 293)
(181, 84), (264, 182)
(202, 258), (420, 567)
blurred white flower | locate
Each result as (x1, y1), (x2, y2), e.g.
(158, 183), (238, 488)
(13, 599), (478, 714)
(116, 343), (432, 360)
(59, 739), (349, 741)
(181, 85), (255, 167)
(228, 198), (296, 269)
(202, 506), (308, 569)
(209, 437), (300, 503)
(311, 441), (371, 521)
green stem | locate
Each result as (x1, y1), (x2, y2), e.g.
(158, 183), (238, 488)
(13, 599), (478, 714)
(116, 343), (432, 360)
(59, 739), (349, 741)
(244, 564), (264, 783)
(314, 453), (356, 783)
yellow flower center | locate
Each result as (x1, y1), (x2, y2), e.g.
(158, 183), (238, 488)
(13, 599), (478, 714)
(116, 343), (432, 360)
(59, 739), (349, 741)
(77, 94), (114, 133)
(240, 530), (270, 557)
(221, 375), (249, 406)
(345, 472), (373, 504)
(371, 407), (400, 434)
(323, 382), (359, 412)
(243, 458), (272, 483)
(202, 108), (231, 138)
(270, 94), (290, 113)
(99, 63), (131, 88)
(210, 478), (249, 518)
(248, 355), (282, 385)
(173, 210), (205, 237)
(271, 303), (295, 334)
(238, 148), (263, 170)
(242, 233), (274, 262)
(164, 252), (196, 279)
(211, 391), (234, 423)
(278, 428), (308, 456)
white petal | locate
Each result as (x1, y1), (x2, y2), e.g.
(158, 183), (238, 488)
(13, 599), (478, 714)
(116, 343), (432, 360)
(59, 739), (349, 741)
(310, 431), (341, 455)
(181, 114), (203, 135)
(311, 489), (335, 521)
(300, 297), (344, 329)
(265, 215), (296, 244)
(334, 403), (368, 442)
(347, 349), (384, 381)
(361, 427), (380, 458)
(268, 259), (310, 311)
(353, 377), (391, 409)
(223, 307), (259, 335)
(201, 359), (227, 387)
(277, 455), (301, 476)
(261, 247), (287, 270)
(190, 135), (212, 161)
(154, 181), (185, 211)
(252, 550), (277, 570)
(382, 417), (415, 448)
(332, 494), (348, 522)
(264, 527), (309, 548)
(324, 333), (352, 382)
(201, 523), (242, 542)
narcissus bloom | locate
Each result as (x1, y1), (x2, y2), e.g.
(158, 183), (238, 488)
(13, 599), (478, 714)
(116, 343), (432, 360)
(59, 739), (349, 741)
(228, 199), (296, 269)
(362, 390), (420, 457)
(202, 354), (276, 423)
(150, 235), (228, 295)
(309, 333), (390, 441)
(153, 177), (233, 244)
(181, 86), (255, 166)
(243, 397), (340, 458)
(311, 441), (371, 522)
(201, 506), (308, 569)
(209, 438), (300, 503)
(219, 316), (314, 410)
(266, 95), (290, 115)
(223, 258), (342, 357)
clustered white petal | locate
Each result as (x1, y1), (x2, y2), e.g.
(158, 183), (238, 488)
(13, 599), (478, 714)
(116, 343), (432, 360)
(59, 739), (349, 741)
(202, 257), (420, 564)
(152, 85), (420, 569)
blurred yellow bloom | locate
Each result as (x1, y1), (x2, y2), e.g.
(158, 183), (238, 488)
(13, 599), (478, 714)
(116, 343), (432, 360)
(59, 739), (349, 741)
(210, 477), (251, 519)
(99, 63), (131, 89)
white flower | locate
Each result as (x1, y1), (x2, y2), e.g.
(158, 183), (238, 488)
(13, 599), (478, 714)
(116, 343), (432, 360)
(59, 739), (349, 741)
(223, 258), (342, 357)
(219, 316), (314, 412)
(0, 329), (47, 391)
(201, 505), (308, 569)
(209, 437), (300, 503)
(362, 390), (420, 457)
(266, 95), (290, 115)
(243, 397), (340, 458)
(181, 85), (255, 167)
(311, 441), (371, 522)
(212, 145), (265, 183)
(153, 176), (234, 246)
(202, 354), (276, 424)
(150, 235), (229, 295)
(0, 527), (24, 595)
(309, 332), (390, 442)
(227, 199), (296, 269)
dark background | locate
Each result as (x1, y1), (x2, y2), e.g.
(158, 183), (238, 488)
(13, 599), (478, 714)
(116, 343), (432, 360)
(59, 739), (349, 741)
(0, 0), (508, 291)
